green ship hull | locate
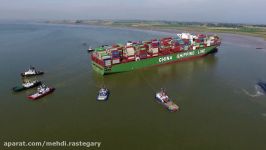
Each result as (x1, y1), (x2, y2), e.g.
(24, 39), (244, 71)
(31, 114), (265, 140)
(92, 46), (218, 75)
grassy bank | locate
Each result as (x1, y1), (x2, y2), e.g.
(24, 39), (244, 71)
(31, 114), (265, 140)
(46, 20), (266, 40)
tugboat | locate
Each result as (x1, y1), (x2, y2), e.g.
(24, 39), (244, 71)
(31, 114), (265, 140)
(87, 47), (94, 53)
(21, 66), (44, 77)
(12, 80), (42, 92)
(97, 87), (109, 101)
(155, 88), (179, 112)
(28, 84), (55, 100)
(257, 81), (266, 93)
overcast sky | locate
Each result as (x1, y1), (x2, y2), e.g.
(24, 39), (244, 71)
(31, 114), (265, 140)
(0, 0), (265, 24)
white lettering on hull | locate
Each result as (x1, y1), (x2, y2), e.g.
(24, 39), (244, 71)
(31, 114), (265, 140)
(159, 56), (173, 63)
(176, 49), (206, 59)
(158, 49), (207, 63)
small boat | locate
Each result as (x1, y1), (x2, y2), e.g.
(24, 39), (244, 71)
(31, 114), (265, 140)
(97, 88), (109, 101)
(12, 80), (42, 92)
(257, 81), (266, 93)
(21, 67), (44, 77)
(87, 47), (94, 53)
(256, 47), (263, 49)
(28, 84), (55, 100)
(155, 89), (179, 112)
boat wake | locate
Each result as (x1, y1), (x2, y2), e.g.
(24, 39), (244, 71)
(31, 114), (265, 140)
(242, 85), (264, 97)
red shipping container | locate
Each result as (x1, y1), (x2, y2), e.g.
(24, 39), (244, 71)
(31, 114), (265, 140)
(171, 46), (181, 52)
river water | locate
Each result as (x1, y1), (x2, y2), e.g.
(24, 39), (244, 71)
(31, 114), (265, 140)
(0, 23), (266, 150)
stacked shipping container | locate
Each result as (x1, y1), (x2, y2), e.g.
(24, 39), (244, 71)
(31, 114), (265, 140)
(91, 33), (221, 67)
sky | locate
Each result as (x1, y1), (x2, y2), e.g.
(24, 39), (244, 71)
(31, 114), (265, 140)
(0, 0), (265, 24)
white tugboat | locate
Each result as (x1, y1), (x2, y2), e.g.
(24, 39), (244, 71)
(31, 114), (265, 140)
(21, 66), (44, 77)
(87, 47), (94, 53)
(97, 87), (109, 101)
(155, 88), (179, 112)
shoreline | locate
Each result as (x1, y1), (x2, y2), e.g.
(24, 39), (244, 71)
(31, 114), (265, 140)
(44, 20), (266, 40)
(42, 21), (266, 49)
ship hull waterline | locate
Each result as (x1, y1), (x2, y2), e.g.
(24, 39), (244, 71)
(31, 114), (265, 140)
(92, 46), (218, 75)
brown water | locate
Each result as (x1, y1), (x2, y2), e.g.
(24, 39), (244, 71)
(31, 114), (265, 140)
(1, 23), (266, 150)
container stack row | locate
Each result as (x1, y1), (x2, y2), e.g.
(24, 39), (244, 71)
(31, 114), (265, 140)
(91, 33), (221, 67)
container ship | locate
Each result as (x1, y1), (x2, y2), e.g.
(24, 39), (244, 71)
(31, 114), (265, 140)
(91, 33), (221, 75)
